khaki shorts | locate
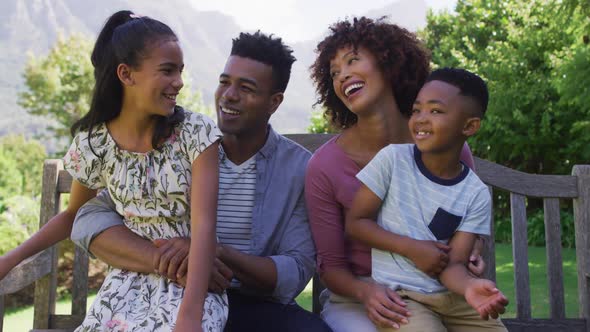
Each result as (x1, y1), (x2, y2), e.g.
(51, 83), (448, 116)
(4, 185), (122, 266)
(378, 290), (507, 332)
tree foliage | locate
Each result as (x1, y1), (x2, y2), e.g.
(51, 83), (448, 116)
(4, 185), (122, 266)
(19, 34), (94, 144)
(307, 109), (339, 134)
(0, 150), (23, 202)
(19, 34), (215, 152)
(420, 0), (590, 174)
(0, 135), (47, 197)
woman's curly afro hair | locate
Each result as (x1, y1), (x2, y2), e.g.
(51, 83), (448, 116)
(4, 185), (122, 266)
(310, 16), (431, 129)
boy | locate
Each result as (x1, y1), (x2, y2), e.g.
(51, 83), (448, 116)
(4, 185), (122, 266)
(346, 68), (508, 331)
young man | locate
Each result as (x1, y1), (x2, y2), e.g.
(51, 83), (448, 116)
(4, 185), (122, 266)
(345, 68), (508, 331)
(71, 31), (332, 332)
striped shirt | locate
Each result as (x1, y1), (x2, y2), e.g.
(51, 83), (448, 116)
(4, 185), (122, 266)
(356, 144), (491, 294)
(217, 146), (256, 253)
(217, 146), (256, 287)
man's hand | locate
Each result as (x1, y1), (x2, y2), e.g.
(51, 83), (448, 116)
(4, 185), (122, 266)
(359, 281), (410, 329)
(152, 238), (190, 281)
(405, 239), (450, 277)
(208, 244), (233, 294)
(465, 279), (508, 320)
(209, 258), (233, 294)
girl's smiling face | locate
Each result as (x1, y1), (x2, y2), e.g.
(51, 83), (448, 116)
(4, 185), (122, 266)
(126, 39), (184, 117)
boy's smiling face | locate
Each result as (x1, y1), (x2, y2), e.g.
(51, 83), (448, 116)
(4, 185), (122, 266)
(409, 80), (480, 155)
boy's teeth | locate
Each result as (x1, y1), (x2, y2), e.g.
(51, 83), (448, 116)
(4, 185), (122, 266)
(344, 83), (365, 96)
(164, 94), (176, 100)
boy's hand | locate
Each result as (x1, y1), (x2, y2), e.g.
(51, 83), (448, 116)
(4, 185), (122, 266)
(465, 279), (509, 320)
(405, 240), (450, 277)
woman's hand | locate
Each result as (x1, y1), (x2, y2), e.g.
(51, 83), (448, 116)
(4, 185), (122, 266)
(359, 281), (410, 329)
(467, 236), (486, 277)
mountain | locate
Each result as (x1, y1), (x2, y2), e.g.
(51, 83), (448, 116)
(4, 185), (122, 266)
(0, 0), (429, 142)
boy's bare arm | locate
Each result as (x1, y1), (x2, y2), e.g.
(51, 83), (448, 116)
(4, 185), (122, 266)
(345, 184), (450, 277)
(439, 231), (508, 319)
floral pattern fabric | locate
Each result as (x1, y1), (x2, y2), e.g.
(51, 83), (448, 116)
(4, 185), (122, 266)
(64, 110), (228, 332)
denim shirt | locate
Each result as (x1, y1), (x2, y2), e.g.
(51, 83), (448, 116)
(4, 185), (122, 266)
(70, 126), (316, 304)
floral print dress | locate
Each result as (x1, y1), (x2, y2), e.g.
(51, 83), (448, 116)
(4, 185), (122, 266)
(64, 110), (228, 332)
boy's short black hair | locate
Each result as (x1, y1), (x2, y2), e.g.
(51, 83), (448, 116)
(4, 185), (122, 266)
(230, 31), (296, 93)
(426, 68), (489, 116)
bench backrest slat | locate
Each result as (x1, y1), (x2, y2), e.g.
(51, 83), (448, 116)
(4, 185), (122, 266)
(572, 165), (590, 323)
(543, 197), (566, 319)
(510, 193), (532, 319)
(474, 158), (578, 198)
(33, 160), (62, 329)
(71, 246), (89, 317)
(483, 185), (497, 282)
(57, 170), (72, 193)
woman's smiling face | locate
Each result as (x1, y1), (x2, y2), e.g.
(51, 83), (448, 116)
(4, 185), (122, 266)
(329, 45), (392, 115)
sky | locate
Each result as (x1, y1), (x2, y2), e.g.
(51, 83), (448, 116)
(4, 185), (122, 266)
(189, 0), (458, 43)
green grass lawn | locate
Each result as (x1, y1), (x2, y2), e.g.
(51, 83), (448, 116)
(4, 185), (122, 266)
(493, 243), (579, 318)
(3, 244), (579, 331)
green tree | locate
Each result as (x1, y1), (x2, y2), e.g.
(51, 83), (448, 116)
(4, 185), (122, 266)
(0, 196), (40, 235)
(420, 0), (590, 174)
(0, 135), (47, 197)
(19, 34), (94, 143)
(307, 109), (339, 134)
(19, 34), (215, 151)
(0, 150), (23, 201)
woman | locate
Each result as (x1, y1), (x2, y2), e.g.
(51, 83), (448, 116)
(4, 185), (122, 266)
(306, 17), (483, 332)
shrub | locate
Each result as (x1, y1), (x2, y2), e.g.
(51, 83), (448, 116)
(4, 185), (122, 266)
(494, 208), (575, 248)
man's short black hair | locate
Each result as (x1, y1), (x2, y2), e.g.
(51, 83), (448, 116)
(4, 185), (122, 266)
(231, 31), (296, 93)
(426, 68), (489, 116)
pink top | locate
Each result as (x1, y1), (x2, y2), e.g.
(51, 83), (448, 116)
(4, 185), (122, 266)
(305, 136), (475, 277)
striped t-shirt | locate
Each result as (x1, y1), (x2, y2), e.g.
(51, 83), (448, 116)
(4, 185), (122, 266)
(217, 146), (256, 287)
(356, 144), (491, 294)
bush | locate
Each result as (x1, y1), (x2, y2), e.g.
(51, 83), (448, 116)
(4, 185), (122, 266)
(494, 208), (575, 248)
(0, 220), (29, 255)
(0, 196), (40, 234)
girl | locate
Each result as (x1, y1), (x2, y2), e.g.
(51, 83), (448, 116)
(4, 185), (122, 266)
(0, 10), (227, 332)
(306, 17), (483, 332)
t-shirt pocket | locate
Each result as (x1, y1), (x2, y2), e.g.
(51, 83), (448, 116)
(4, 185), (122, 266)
(428, 208), (463, 240)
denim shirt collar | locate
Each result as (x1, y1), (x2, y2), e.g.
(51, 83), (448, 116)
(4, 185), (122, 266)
(257, 125), (279, 159)
(218, 125), (278, 162)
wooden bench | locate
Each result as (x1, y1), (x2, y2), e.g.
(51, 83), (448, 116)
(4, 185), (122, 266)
(0, 133), (589, 332)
